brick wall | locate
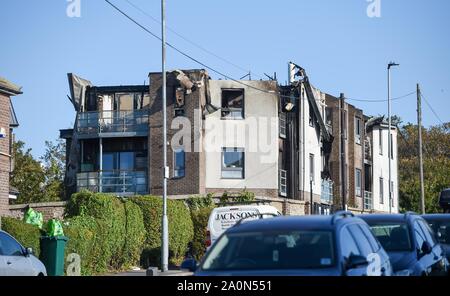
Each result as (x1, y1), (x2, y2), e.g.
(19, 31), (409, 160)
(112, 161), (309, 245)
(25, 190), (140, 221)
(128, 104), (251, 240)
(148, 71), (206, 196)
(0, 93), (11, 217)
(9, 201), (67, 221)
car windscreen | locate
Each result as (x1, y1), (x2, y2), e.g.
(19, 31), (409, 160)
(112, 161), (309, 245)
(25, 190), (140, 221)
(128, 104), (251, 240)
(369, 223), (413, 252)
(201, 230), (335, 271)
(428, 221), (450, 245)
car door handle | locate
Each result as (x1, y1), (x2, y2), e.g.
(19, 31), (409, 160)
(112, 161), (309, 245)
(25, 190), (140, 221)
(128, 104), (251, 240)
(7, 261), (12, 265)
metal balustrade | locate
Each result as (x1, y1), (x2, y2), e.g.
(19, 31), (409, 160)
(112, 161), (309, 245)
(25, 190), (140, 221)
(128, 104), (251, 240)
(77, 170), (148, 195)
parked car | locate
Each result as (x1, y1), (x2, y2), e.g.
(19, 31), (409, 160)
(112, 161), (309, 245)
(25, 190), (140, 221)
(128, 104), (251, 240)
(422, 214), (450, 264)
(183, 211), (392, 276)
(206, 203), (280, 250)
(438, 188), (450, 213)
(0, 230), (47, 276)
(360, 213), (448, 276)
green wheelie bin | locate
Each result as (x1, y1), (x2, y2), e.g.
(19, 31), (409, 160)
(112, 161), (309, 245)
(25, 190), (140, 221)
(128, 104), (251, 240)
(39, 236), (68, 276)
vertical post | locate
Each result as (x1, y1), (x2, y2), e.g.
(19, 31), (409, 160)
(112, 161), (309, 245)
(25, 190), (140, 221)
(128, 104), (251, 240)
(388, 67), (392, 214)
(340, 93), (347, 211)
(161, 0), (169, 273)
(310, 178), (313, 215)
(99, 138), (103, 193)
(417, 84), (426, 214)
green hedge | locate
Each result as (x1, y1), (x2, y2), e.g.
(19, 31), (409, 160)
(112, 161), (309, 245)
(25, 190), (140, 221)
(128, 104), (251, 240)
(190, 207), (214, 261)
(119, 199), (145, 268)
(64, 216), (110, 275)
(131, 196), (194, 268)
(0, 217), (41, 257)
(66, 191), (126, 269)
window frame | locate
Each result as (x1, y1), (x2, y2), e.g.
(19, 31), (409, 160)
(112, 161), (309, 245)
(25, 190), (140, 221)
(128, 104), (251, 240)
(309, 153), (315, 182)
(355, 168), (362, 197)
(221, 89), (245, 120)
(221, 148), (245, 179)
(379, 129), (383, 155)
(173, 148), (186, 179)
(279, 113), (287, 139)
(379, 177), (384, 204)
(355, 117), (361, 145)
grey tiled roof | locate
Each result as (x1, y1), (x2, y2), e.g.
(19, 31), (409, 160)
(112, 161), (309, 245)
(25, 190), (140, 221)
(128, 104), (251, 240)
(0, 76), (22, 95)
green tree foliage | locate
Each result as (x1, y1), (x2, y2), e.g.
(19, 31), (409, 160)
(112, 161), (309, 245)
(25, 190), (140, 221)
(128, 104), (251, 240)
(10, 139), (66, 204)
(40, 139), (66, 201)
(10, 141), (46, 204)
(398, 122), (450, 213)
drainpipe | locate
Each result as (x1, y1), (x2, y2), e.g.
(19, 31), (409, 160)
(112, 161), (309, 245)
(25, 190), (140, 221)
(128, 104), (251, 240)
(99, 138), (103, 193)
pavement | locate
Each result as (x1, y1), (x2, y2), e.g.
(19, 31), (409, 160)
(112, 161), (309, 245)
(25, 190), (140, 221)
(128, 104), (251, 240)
(109, 269), (193, 276)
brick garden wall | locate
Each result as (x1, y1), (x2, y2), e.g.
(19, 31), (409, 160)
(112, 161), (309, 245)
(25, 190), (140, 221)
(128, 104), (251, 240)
(9, 201), (67, 221)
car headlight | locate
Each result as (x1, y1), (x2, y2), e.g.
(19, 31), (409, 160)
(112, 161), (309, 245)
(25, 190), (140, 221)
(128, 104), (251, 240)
(394, 269), (411, 276)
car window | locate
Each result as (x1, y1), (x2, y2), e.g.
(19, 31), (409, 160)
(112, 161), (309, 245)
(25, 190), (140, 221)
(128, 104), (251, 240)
(202, 230), (336, 271)
(369, 223), (413, 252)
(358, 224), (380, 252)
(418, 220), (437, 246)
(0, 233), (24, 256)
(431, 221), (450, 244)
(413, 221), (427, 250)
(348, 224), (373, 257)
(340, 227), (361, 259)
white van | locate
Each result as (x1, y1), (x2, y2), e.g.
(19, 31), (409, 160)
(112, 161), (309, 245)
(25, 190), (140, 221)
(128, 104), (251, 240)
(206, 204), (281, 249)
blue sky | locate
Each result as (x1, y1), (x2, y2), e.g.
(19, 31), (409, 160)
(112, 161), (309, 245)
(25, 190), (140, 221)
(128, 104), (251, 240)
(1, 0), (449, 157)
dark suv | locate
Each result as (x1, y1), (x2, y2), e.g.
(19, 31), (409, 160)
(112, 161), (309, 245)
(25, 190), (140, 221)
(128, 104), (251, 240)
(422, 214), (450, 264)
(187, 212), (392, 276)
(360, 213), (448, 276)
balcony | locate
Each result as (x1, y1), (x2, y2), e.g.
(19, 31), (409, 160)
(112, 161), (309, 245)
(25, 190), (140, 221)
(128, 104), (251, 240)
(364, 191), (373, 211)
(77, 110), (149, 139)
(321, 179), (333, 204)
(77, 170), (148, 196)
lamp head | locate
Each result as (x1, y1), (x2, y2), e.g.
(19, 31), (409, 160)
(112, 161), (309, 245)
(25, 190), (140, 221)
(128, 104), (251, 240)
(388, 62), (400, 69)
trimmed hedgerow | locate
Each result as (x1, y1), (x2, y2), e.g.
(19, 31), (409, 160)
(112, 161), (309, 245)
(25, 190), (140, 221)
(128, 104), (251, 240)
(63, 215), (111, 275)
(65, 191), (126, 269)
(190, 207), (214, 261)
(0, 217), (41, 257)
(130, 196), (194, 268)
(119, 199), (145, 268)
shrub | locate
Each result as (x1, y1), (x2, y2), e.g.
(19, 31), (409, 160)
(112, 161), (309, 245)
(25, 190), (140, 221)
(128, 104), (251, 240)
(186, 194), (214, 211)
(131, 196), (194, 268)
(119, 199), (145, 268)
(0, 217), (41, 257)
(190, 207), (214, 261)
(219, 189), (255, 206)
(64, 216), (110, 275)
(65, 191), (126, 269)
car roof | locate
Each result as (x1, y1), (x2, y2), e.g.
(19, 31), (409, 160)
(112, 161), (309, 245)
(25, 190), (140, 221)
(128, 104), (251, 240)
(359, 213), (421, 224)
(226, 215), (362, 233)
(422, 214), (450, 221)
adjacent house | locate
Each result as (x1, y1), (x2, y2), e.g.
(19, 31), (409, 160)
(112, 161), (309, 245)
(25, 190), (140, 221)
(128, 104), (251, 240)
(0, 76), (22, 218)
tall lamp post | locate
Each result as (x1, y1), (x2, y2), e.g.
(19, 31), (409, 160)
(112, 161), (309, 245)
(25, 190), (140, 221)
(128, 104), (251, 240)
(387, 62), (399, 214)
(161, 0), (169, 273)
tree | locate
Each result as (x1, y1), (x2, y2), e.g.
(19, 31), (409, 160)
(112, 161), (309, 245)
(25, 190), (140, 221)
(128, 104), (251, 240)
(10, 141), (46, 204)
(40, 139), (66, 201)
(398, 122), (450, 213)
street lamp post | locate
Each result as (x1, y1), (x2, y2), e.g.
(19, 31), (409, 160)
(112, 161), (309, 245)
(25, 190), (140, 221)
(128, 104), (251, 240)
(387, 62), (399, 214)
(161, 0), (169, 273)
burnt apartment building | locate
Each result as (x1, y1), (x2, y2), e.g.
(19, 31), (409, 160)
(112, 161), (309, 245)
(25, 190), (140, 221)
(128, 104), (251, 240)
(61, 70), (282, 199)
(0, 76), (21, 218)
(325, 95), (399, 214)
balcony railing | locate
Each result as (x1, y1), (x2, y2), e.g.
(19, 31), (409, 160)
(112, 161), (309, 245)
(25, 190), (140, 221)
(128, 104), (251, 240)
(321, 179), (333, 203)
(364, 191), (373, 211)
(77, 110), (149, 137)
(77, 170), (148, 195)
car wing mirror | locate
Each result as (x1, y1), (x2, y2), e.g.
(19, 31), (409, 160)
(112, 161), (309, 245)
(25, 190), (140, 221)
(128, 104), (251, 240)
(181, 258), (197, 272)
(421, 241), (432, 255)
(25, 247), (33, 257)
(346, 254), (369, 270)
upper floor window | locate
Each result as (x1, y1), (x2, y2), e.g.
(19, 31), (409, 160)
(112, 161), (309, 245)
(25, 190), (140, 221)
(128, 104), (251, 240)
(343, 110), (348, 139)
(355, 169), (362, 197)
(379, 177), (384, 204)
(355, 117), (361, 145)
(279, 113), (287, 138)
(390, 134), (394, 159)
(173, 149), (185, 178)
(221, 89), (244, 119)
(222, 148), (245, 179)
(309, 103), (314, 127)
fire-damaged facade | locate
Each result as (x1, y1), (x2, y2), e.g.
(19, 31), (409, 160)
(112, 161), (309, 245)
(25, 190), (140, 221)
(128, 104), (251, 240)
(60, 63), (398, 214)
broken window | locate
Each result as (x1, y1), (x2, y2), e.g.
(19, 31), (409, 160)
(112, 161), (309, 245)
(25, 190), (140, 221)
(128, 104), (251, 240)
(221, 89), (244, 119)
